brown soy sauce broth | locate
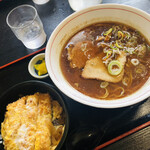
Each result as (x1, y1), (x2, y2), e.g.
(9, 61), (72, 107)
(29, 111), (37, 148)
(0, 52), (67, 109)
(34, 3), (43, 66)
(60, 22), (150, 100)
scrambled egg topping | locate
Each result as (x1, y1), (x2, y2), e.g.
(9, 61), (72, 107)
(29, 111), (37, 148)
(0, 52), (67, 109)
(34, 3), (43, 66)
(1, 93), (64, 150)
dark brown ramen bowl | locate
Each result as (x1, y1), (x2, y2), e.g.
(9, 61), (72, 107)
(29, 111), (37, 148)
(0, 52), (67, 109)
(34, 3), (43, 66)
(0, 80), (69, 150)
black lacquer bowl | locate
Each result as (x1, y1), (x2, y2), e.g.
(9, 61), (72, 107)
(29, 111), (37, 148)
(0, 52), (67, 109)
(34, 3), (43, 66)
(0, 80), (69, 150)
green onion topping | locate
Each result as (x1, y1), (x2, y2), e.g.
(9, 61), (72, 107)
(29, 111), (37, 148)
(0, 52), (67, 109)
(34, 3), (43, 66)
(100, 81), (109, 88)
(118, 31), (124, 40)
(108, 60), (123, 75)
(116, 41), (123, 49)
(104, 28), (113, 36)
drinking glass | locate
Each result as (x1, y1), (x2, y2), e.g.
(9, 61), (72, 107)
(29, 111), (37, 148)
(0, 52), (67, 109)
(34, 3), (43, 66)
(6, 5), (46, 49)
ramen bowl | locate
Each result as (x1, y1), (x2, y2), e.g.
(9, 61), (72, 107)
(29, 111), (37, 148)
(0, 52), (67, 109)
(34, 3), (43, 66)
(45, 4), (150, 108)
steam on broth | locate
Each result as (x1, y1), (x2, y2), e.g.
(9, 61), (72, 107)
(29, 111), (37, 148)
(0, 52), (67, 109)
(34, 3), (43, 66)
(60, 23), (150, 100)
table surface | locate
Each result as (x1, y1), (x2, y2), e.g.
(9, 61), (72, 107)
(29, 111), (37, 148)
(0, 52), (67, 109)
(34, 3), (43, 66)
(1, 0), (150, 150)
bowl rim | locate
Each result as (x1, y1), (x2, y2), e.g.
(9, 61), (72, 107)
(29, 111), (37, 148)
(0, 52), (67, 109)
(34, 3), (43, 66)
(45, 4), (150, 108)
(0, 80), (69, 149)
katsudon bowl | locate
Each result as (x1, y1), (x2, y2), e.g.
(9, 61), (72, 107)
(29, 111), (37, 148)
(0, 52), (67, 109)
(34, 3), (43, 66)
(45, 4), (150, 108)
(0, 80), (69, 150)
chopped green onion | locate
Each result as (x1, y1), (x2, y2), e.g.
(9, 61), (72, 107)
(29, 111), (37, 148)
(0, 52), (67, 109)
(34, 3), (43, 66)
(118, 31), (124, 40)
(112, 25), (120, 34)
(100, 82), (109, 88)
(110, 44), (117, 50)
(110, 44), (120, 55)
(116, 40), (123, 49)
(108, 60), (123, 76)
(102, 50), (112, 61)
(110, 44), (114, 49)
(104, 28), (113, 36)
(106, 51), (112, 58)
(131, 59), (139, 66)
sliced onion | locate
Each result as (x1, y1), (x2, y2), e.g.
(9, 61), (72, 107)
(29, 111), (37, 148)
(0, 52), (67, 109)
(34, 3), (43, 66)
(125, 47), (136, 55)
(137, 44), (146, 58)
(128, 36), (138, 46)
(96, 36), (105, 41)
(123, 31), (131, 39)
(100, 82), (109, 88)
(131, 59), (139, 66)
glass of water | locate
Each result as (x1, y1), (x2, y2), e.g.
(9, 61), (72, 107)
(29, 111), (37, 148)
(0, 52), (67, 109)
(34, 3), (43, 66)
(6, 5), (46, 49)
